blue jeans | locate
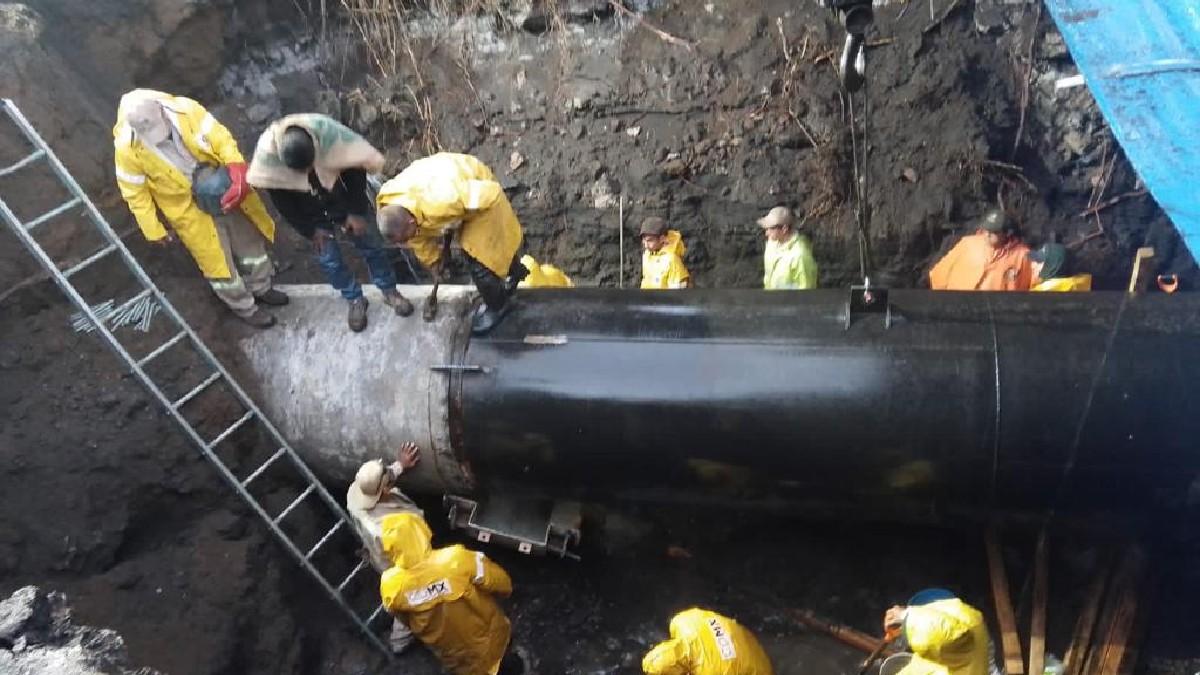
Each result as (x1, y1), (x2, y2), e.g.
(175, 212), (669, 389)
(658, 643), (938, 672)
(315, 223), (397, 301)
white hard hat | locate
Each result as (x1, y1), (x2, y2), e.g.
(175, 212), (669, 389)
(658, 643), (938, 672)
(348, 460), (387, 511)
(126, 98), (170, 145)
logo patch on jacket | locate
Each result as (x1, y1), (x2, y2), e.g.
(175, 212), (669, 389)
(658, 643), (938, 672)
(707, 617), (737, 660)
(406, 579), (452, 606)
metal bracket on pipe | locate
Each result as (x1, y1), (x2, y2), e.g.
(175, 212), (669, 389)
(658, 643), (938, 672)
(444, 494), (581, 560)
(430, 364), (491, 374)
(844, 283), (892, 330)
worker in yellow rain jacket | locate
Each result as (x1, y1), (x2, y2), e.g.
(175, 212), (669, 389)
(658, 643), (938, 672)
(379, 513), (526, 675)
(883, 595), (992, 675)
(758, 206), (818, 290)
(639, 217), (691, 289)
(376, 153), (525, 335)
(1028, 242), (1092, 292)
(113, 90), (284, 328)
(518, 254), (573, 288)
(643, 608), (774, 675)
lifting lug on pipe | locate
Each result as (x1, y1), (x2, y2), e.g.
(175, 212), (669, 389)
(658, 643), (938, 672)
(430, 364), (491, 374)
(845, 281), (894, 330)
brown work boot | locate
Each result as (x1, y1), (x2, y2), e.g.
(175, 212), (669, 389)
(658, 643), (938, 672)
(381, 289), (414, 317)
(240, 309), (277, 329)
(348, 297), (368, 332)
(254, 288), (290, 306)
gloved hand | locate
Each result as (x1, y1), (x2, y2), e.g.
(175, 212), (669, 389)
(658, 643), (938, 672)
(220, 162), (249, 212)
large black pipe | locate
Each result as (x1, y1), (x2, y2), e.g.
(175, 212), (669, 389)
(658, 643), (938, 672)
(458, 289), (1200, 514)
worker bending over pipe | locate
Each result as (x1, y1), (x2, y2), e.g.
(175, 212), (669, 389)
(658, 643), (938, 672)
(376, 152), (526, 335)
(883, 592), (993, 675)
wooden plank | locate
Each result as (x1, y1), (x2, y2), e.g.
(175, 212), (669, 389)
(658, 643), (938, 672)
(1127, 247), (1156, 293)
(1095, 547), (1148, 675)
(789, 609), (893, 654)
(986, 527), (1026, 675)
(1063, 552), (1114, 675)
(1029, 535), (1049, 675)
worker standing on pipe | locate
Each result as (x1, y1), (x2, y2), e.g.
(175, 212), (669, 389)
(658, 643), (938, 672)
(113, 89), (286, 328)
(642, 607), (773, 674)
(882, 594), (993, 675)
(929, 210), (1032, 291)
(375, 153), (526, 335)
(246, 114), (414, 333)
(1029, 242), (1092, 291)
(639, 217), (691, 289)
(379, 513), (526, 675)
(759, 206), (818, 290)
(346, 442), (422, 654)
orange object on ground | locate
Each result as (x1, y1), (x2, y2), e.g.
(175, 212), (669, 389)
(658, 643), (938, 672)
(929, 233), (1032, 291)
(1158, 274), (1179, 293)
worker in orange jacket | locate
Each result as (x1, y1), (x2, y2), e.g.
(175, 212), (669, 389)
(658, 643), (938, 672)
(929, 210), (1032, 291)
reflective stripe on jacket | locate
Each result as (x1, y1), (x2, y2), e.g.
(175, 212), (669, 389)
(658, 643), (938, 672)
(113, 89), (274, 278)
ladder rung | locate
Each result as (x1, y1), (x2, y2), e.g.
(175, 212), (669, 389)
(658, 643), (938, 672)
(25, 197), (81, 230)
(306, 521), (345, 559)
(137, 330), (187, 367)
(171, 371), (221, 409)
(365, 604), (386, 625)
(242, 447), (287, 487)
(0, 149), (45, 177)
(206, 410), (255, 449)
(273, 484), (316, 524)
(64, 244), (117, 277)
(337, 560), (368, 592)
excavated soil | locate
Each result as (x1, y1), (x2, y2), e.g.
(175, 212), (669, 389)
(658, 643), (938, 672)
(2, 1), (1198, 674)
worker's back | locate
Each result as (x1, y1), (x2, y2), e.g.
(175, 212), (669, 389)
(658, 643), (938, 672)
(896, 599), (991, 675)
(379, 514), (513, 675)
(643, 607), (773, 675)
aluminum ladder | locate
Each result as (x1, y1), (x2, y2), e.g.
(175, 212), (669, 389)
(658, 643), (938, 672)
(0, 99), (394, 662)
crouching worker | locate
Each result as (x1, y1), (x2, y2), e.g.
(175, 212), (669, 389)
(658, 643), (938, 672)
(380, 513), (526, 674)
(346, 442), (423, 653)
(1029, 242), (1092, 292)
(883, 592), (993, 675)
(376, 153), (526, 335)
(643, 608), (773, 675)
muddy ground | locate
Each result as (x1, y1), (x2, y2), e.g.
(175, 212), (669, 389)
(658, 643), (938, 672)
(2, 0), (1199, 673)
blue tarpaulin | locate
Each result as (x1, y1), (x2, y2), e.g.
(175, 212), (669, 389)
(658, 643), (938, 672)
(1045, 0), (1200, 257)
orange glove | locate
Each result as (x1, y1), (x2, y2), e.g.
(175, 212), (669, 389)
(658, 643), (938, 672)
(220, 162), (249, 212)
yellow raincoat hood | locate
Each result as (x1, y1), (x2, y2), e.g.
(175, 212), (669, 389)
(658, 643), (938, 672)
(380, 513), (432, 568)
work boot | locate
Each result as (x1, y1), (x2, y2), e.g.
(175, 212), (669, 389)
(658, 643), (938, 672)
(240, 309), (276, 329)
(348, 297), (369, 332)
(254, 288), (290, 306)
(381, 289), (414, 317)
(471, 300), (512, 336)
